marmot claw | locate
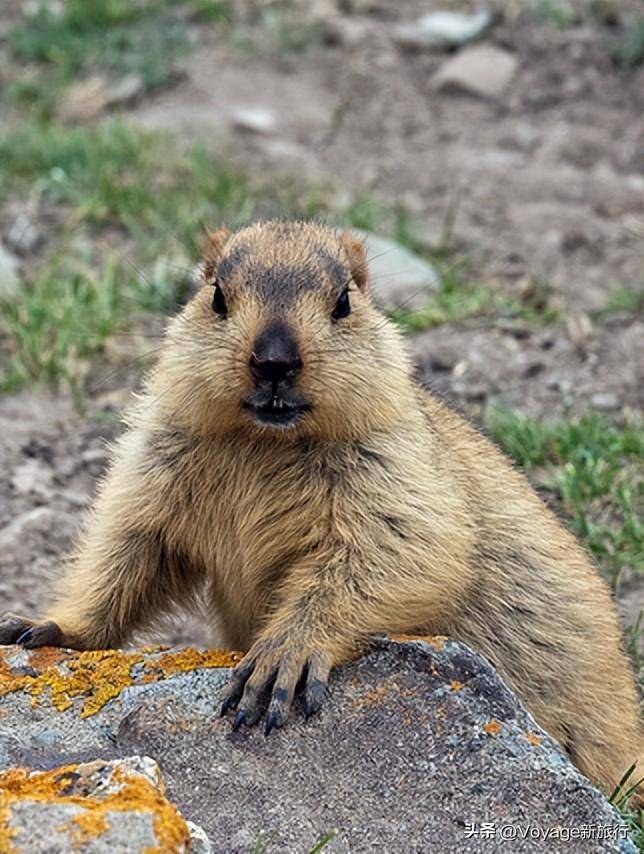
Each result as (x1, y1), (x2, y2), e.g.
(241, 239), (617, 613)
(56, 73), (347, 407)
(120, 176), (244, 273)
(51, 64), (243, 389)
(219, 642), (330, 735)
(0, 613), (63, 648)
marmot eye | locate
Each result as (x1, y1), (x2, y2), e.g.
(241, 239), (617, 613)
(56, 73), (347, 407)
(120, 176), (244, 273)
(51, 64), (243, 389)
(332, 288), (351, 320)
(212, 281), (228, 317)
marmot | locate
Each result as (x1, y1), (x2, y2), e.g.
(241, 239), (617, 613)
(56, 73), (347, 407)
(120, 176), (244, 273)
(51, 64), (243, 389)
(1, 221), (641, 801)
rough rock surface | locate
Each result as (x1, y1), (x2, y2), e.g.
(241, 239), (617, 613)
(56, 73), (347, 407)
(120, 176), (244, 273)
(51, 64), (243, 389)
(433, 45), (519, 100)
(0, 755), (194, 853)
(0, 638), (634, 853)
(353, 230), (441, 312)
(0, 239), (20, 301)
(394, 10), (493, 50)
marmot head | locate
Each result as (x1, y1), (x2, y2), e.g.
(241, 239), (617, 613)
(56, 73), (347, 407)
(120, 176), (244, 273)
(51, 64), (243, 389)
(161, 220), (413, 441)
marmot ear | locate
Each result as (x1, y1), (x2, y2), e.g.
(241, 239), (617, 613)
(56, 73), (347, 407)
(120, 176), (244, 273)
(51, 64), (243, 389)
(201, 227), (231, 283)
(204, 227), (231, 260)
(340, 231), (368, 291)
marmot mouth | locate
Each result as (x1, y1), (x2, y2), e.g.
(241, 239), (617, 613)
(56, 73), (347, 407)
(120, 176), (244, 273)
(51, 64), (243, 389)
(243, 397), (311, 429)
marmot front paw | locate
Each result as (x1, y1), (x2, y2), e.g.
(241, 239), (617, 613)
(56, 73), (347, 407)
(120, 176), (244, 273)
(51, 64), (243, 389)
(0, 613), (64, 648)
(219, 639), (331, 735)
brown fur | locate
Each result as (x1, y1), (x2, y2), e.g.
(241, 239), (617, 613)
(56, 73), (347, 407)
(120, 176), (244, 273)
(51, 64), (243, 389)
(2, 220), (641, 800)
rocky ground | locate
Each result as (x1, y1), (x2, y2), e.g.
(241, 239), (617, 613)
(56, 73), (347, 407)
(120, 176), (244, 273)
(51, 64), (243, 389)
(132, 0), (644, 313)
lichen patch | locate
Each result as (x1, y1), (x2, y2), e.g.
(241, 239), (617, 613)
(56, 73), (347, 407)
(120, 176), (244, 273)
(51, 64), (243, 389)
(0, 763), (189, 853)
(389, 634), (449, 651)
(149, 648), (242, 678)
(483, 719), (502, 736)
(0, 646), (241, 718)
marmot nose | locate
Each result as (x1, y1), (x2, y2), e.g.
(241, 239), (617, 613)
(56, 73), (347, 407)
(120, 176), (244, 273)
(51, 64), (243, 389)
(250, 321), (302, 384)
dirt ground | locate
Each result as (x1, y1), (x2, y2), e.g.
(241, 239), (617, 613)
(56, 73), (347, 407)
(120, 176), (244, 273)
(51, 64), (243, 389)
(0, 0), (642, 647)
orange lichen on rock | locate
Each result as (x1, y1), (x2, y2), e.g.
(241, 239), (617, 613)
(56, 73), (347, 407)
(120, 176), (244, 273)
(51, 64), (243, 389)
(483, 719), (502, 736)
(150, 648), (242, 677)
(524, 731), (542, 746)
(69, 809), (109, 848)
(351, 680), (395, 709)
(28, 647), (68, 671)
(0, 762), (190, 854)
(450, 680), (464, 692)
(389, 634), (449, 651)
(0, 803), (16, 854)
(0, 649), (143, 718)
(0, 646), (239, 718)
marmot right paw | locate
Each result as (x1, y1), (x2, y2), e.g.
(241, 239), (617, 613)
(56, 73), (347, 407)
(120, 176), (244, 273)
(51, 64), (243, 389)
(219, 642), (331, 735)
(0, 613), (63, 648)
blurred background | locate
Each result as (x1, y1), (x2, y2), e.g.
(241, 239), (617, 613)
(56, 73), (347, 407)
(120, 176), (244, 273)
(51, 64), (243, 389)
(0, 1), (642, 682)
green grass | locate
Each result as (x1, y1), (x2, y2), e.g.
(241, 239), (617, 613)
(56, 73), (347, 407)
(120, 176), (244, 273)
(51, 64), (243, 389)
(0, 120), (450, 393)
(4, 0), (229, 117)
(392, 266), (560, 333)
(231, 2), (327, 57)
(487, 409), (644, 587)
(592, 287), (644, 320)
(1, 258), (122, 400)
(0, 121), (253, 257)
(0, 250), (196, 397)
(0, 120), (257, 393)
(529, 0), (579, 28)
(610, 18), (644, 68)
(609, 764), (644, 850)
(391, 275), (492, 331)
(1, 118), (545, 394)
(252, 830), (336, 853)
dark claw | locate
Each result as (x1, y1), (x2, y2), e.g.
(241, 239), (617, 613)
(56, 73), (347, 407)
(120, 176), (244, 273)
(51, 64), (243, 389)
(222, 646), (329, 733)
(232, 709), (247, 731)
(16, 628), (35, 647)
(264, 686), (290, 736)
(244, 704), (267, 727)
(219, 691), (242, 717)
(264, 710), (282, 736)
(219, 658), (256, 717)
(303, 677), (328, 719)
(15, 621), (62, 650)
(240, 674), (278, 727)
(0, 613), (33, 646)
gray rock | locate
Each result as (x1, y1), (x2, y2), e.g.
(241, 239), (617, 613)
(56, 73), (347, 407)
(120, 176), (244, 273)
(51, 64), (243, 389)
(0, 755), (193, 852)
(10, 459), (54, 498)
(230, 106), (278, 136)
(7, 213), (42, 255)
(395, 9), (493, 50)
(433, 45), (518, 100)
(0, 639), (633, 852)
(353, 230), (440, 312)
(591, 391), (620, 411)
(187, 820), (214, 853)
(0, 239), (21, 300)
(566, 310), (594, 347)
(107, 73), (144, 107)
(59, 76), (111, 122)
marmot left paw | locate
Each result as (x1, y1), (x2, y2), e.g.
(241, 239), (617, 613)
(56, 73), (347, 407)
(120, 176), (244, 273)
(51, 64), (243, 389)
(219, 642), (330, 735)
(0, 613), (63, 648)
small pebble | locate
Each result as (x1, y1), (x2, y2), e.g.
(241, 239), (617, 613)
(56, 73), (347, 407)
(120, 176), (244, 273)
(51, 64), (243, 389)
(591, 392), (619, 411)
